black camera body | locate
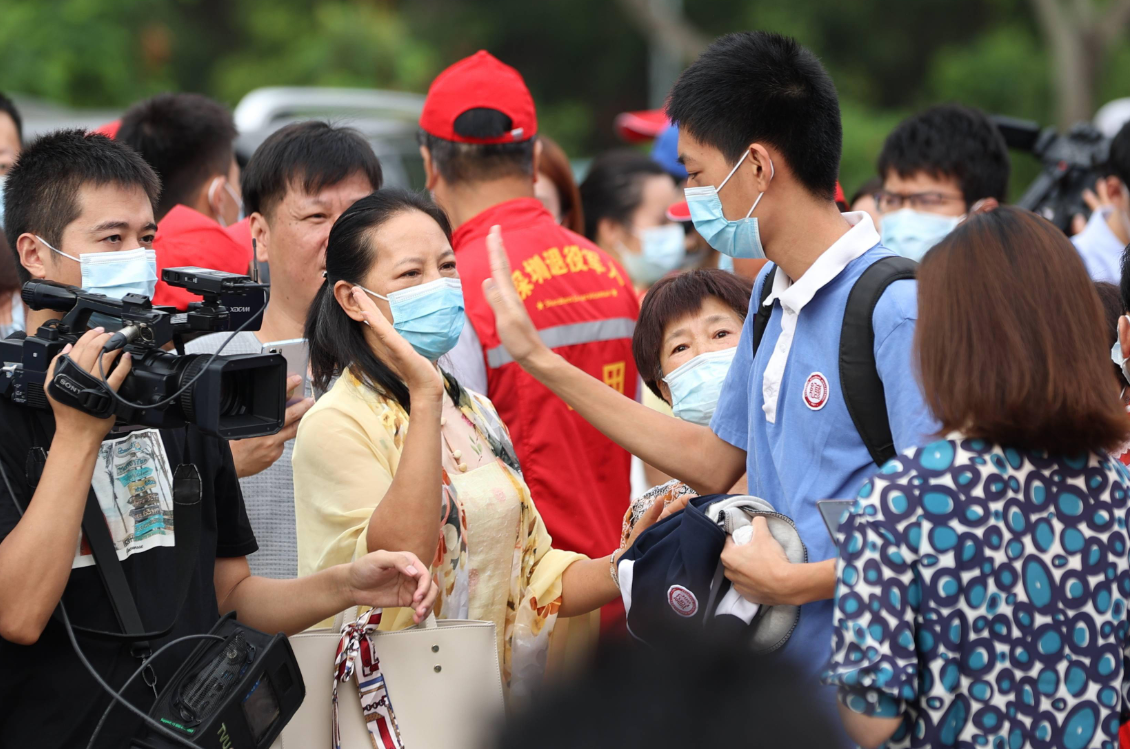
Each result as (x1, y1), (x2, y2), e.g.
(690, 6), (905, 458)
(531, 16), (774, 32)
(994, 115), (1112, 233)
(0, 268), (286, 439)
(132, 614), (305, 749)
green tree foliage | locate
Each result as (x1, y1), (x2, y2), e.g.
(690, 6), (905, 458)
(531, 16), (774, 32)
(0, 0), (1127, 200)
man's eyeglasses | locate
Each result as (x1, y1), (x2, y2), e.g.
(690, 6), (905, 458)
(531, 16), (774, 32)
(874, 190), (966, 213)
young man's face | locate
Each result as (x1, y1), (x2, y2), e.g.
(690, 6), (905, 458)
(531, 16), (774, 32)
(879, 171), (966, 217)
(678, 131), (761, 223)
(252, 171), (375, 308)
(18, 182), (157, 287)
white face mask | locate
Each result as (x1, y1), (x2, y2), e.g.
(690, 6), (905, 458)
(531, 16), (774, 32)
(208, 177), (244, 227)
(663, 347), (738, 426)
(1111, 318), (1130, 386)
(38, 236), (158, 300)
(617, 224), (686, 285)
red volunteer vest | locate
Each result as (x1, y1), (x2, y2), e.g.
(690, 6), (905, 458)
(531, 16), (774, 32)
(152, 206), (253, 309)
(454, 199), (639, 561)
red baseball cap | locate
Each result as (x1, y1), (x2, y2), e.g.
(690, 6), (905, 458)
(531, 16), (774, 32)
(615, 109), (669, 143)
(92, 120), (120, 139)
(666, 200), (690, 223)
(420, 50), (537, 144)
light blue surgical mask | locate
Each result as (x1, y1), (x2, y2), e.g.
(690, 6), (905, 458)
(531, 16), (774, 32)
(684, 151), (774, 259)
(1112, 327), (1130, 385)
(0, 174), (7, 230)
(663, 347), (738, 426)
(360, 277), (465, 361)
(879, 208), (963, 261)
(38, 236), (158, 300)
(618, 224), (686, 285)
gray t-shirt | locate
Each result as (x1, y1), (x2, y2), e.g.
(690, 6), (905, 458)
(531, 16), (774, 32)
(186, 331), (297, 579)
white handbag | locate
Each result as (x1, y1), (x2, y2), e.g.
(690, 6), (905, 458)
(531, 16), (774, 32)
(272, 609), (504, 749)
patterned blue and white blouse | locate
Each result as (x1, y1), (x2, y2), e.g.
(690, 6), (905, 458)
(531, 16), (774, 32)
(823, 435), (1130, 749)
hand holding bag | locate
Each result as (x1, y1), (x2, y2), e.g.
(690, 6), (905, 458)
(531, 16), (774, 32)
(273, 608), (503, 749)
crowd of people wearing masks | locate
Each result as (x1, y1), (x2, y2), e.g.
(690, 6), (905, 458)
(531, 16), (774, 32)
(5, 27), (1130, 749)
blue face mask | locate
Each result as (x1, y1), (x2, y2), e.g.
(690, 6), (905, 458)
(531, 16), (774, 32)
(663, 347), (738, 426)
(684, 151), (774, 259)
(1112, 331), (1130, 385)
(879, 208), (963, 261)
(361, 277), (465, 361)
(618, 224), (686, 285)
(39, 236), (158, 300)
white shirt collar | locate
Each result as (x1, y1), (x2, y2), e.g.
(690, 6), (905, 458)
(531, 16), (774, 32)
(1076, 206), (1123, 252)
(764, 211), (881, 314)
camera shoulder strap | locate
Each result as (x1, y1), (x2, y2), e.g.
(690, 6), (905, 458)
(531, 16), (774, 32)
(24, 443), (202, 648)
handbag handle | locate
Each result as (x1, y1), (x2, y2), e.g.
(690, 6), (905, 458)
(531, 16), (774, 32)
(331, 608), (437, 633)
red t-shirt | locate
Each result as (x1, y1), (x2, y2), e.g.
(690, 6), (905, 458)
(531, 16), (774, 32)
(152, 206), (253, 309)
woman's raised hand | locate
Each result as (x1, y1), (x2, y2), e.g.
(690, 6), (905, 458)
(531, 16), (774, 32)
(482, 225), (546, 366)
(350, 286), (444, 399)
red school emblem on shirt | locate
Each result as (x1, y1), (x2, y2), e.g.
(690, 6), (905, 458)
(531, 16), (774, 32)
(668, 585), (699, 617)
(803, 372), (830, 410)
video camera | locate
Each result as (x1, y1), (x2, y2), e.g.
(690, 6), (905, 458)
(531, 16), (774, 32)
(994, 115), (1111, 233)
(0, 267), (285, 439)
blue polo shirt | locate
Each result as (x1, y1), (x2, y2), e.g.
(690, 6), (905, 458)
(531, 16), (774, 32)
(711, 215), (937, 739)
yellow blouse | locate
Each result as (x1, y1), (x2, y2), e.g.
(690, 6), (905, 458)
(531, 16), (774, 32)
(292, 370), (588, 699)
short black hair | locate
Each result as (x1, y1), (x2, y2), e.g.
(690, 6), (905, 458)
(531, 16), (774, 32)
(633, 269), (754, 400)
(117, 93), (237, 220)
(242, 121), (383, 218)
(421, 108), (535, 183)
(307, 188), (451, 412)
(878, 104), (1010, 205)
(0, 92), (22, 142)
(579, 149), (671, 241)
(666, 32), (842, 200)
(1108, 120), (1130, 188)
(1120, 245), (1130, 314)
(4, 129), (160, 284)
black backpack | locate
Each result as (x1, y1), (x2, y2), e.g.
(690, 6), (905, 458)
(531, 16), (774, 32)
(750, 256), (917, 467)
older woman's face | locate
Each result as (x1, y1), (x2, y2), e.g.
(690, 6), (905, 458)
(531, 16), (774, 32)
(355, 208), (458, 323)
(657, 296), (744, 401)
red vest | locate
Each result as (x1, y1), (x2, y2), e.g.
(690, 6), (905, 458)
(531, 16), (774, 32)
(152, 207), (253, 309)
(454, 199), (639, 560)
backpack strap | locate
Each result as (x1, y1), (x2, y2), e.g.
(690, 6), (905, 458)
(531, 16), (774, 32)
(750, 265), (778, 354)
(839, 256), (918, 467)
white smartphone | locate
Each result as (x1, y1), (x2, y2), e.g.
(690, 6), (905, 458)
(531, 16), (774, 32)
(261, 338), (311, 405)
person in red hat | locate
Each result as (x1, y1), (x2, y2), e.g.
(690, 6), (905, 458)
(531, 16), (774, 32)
(419, 51), (640, 628)
(117, 93), (251, 309)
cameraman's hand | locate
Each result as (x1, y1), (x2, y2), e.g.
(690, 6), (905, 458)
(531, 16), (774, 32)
(230, 374), (314, 478)
(45, 327), (132, 442)
(344, 550), (438, 624)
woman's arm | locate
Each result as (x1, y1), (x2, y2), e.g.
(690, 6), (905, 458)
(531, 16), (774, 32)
(351, 287), (447, 568)
(558, 500), (666, 616)
(481, 226), (747, 495)
(215, 550), (437, 636)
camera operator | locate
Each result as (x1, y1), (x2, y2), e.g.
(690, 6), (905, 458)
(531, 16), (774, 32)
(0, 129), (436, 749)
(1072, 121), (1130, 284)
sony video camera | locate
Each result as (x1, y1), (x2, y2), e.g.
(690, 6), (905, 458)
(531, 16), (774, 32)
(0, 267), (285, 439)
(994, 115), (1111, 234)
